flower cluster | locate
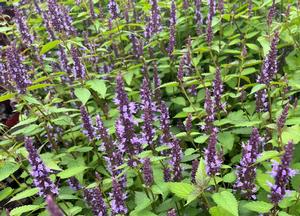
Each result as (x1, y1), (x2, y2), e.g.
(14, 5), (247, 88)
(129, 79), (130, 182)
(110, 178), (128, 215)
(143, 158), (154, 187)
(108, 0), (119, 20)
(167, 0), (176, 57)
(212, 67), (224, 111)
(235, 128), (261, 199)
(15, 9), (34, 45)
(145, 0), (162, 38)
(46, 195), (63, 216)
(25, 137), (58, 197)
(80, 105), (95, 141)
(84, 187), (107, 216)
(71, 46), (86, 80)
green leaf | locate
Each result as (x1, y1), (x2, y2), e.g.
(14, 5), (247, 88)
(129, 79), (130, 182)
(250, 84), (266, 94)
(194, 135), (209, 144)
(0, 187), (13, 202)
(9, 188), (39, 202)
(218, 132), (235, 151)
(159, 81), (179, 88)
(87, 79), (107, 98)
(282, 125), (300, 144)
(243, 201), (273, 213)
(209, 206), (233, 216)
(40, 40), (61, 55)
(0, 162), (20, 181)
(223, 171), (236, 183)
(0, 93), (15, 103)
(10, 205), (43, 216)
(74, 88), (91, 105)
(212, 191), (239, 216)
(57, 166), (88, 179)
(256, 150), (280, 164)
(168, 182), (195, 200)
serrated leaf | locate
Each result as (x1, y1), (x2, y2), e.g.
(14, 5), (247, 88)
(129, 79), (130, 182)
(0, 162), (20, 181)
(250, 84), (266, 94)
(243, 201), (273, 213)
(10, 205), (42, 216)
(74, 88), (91, 105)
(194, 135), (209, 144)
(57, 166), (88, 179)
(0, 187), (13, 202)
(87, 79), (107, 98)
(40, 40), (61, 55)
(256, 150), (280, 164)
(168, 182), (195, 200)
(212, 191), (239, 216)
(9, 188), (39, 202)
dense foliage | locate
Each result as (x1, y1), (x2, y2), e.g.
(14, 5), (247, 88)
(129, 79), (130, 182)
(0, 0), (300, 215)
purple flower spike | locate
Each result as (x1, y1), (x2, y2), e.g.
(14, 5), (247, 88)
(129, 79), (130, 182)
(177, 55), (185, 81)
(130, 34), (144, 59)
(5, 44), (31, 94)
(110, 178), (128, 215)
(84, 187), (107, 216)
(255, 31), (279, 112)
(15, 9), (34, 45)
(277, 104), (289, 131)
(167, 0), (176, 58)
(202, 89), (215, 132)
(170, 138), (183, 182)
(248, 0), (253, 17)
(67, 177), (82, 191)
(143, 158), (154, 187)
(270, 141), (296, 205)
(141, 77), (156, 147)
(168, 209), (177, 216)
(191, 159), (199, 184)
(206, 20), (213, 46)
(108, 0), (119, 20)
(160, 102), (173, 149)
(212, 67), (223, 111)
(163, 167), (171, 182)
(185, 113), (193, 132)
(204, 128), (222, 176)
(194, 0), (202, 35)
(235, 128), (261, 199)
(153, 61), (162, 105)
(267, 0), (276, 26)
(25, 137), (58, 197)
(95, 115), (114, 154)
(80, 105), (95, 141)
(89, 0), (96, 19)
(145, 0), (162, 38)
(71, 46), (86, 80)
(208, 0), (216, 21)
(218, 0), (224, 14)
(46, 195), (63, 216)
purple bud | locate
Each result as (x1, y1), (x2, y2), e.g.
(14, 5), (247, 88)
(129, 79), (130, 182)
(191, 159), (199, 184)
(168, 209), (177, 216)
(67, 177), (82, 191)
(160, 102), (173, 149)
(89, 0), (96, 19)
(153, 61), (162, 105)
(248, 0), (253, 17)
(46, 195), (63, 216)
(84, 187), (107, 216)
(212, 67), (223, 111)
(15, 9), (34, 45)
(25, 137), (58, 197)
(71, 46), (86, 80)
(145, 0), (162, 38)
(110, 178), (127, 215)
(108, 0), (119, 20)
(194, 0), (203, 35)
(80, 105), (95, 141)
(277, 104), (289, 131)
(270, 141), (295, 204)
(217, 0), (224, 14)
(170, 138), (183, 182)
(206, 20), (213, 46)
(204, 128), (222, 176)
(185, 113), (193, 132)
(143, 158), (154, 187)
(130, 34), (144, 59)
(167, 0), (176, 58)
(267, 0), (276, 26)
(202, 89), (215, 132)
(163, 167), (171, 182)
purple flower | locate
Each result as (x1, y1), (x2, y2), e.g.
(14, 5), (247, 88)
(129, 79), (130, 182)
(277, 104), (289, 132)
(130, 34), (144, 59)
(46, 195), (63, 216)
(167, 0), (176, 58)
(191, 159), (199, 184)
(218, 0), (224, 14)
(58, 46), (72, 82)
(110, 178), (128, 215)
(235, 128), (261, 199)
(270, 141), (296, 205)
(5, 44), (31, 94)
(202, 89), (215, 132)
(143, 158), (154, 187)
(145, 0), (162, 38)
(84, 187), (107, 216)
(267, 0), (276, 26)
(80, 105), (95, 141)
(108, 0), (119, 19)
(67, 177), (82, 191)
(170, 138), (183, 182)
(89, 0), (96, 19)
(206, 20), (213, 46)
(177, 55), (185, 81)
(95, 115), (114, 154)
(185, 113), (193, 132)
(212, 67), (223, 111)
(15, 9), (34, 45)
(208, 0), (216, 21)
(25, 137), (58, 197)
(71, 46), (86, 80)
(115, 74), (142, 165)
(168, 209), (177, 216)
(255, 31), (279, 112)
(141, 77), (156, 146)
(163, 167), (171, 182)
(194, 0), (202, 35)
(204, 128), (222, 176)
(160, 102), (173, 149)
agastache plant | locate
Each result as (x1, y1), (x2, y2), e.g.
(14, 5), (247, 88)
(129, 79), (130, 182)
(84, 187), (107, 216)
(80, 105), (95, 141)
(143, 158), (154, 187)
(15, 9), (34, 45)
(191, 159), (199, 184)
(212, 67), (224, 111)
(110, 178), (128, 215)
(145, 0), (162, 38)
(277, 104), (289, 132)
(202, 89), (215, 132)
(5, 44), (31, 94)
(194, 0), (202, 35)
(167, 0), (176, 58)
(170, 138), (183, 181)
(108, 0), (120, 20)
(255, 31), (279, 112)
(71, 46), (86, 80)
(25, 137), (58, 197)
(269, 141), (296, 205)
(235, 128), (261, 199)
(204, 127), (222, 176)
(267, 0), (276, 26)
